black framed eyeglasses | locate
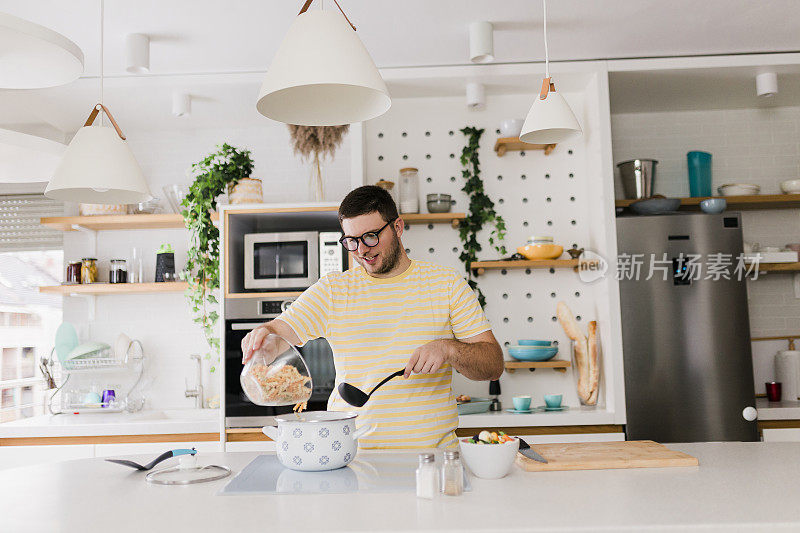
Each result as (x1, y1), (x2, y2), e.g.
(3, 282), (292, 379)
(339, 218), (397, 251)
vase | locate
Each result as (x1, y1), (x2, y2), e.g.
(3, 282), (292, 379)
(309, 153), (324, 202)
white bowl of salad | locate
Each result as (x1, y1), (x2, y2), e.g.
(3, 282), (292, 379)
(459, 431), (519, 479)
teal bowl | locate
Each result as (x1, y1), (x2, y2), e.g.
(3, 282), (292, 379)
(517, 340), (552, 346)
(507, 346), (558, 362)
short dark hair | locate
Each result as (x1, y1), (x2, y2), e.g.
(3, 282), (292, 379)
(338, 185), (399, 223)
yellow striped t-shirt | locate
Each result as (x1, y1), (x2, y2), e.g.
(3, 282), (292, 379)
(276, 259), (491, 449)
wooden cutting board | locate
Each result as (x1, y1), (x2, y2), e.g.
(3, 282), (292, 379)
(515, 440), (699, 472)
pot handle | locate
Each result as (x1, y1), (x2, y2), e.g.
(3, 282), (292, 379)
(262, 425), (279, 441)
(352, 424), (374, 441)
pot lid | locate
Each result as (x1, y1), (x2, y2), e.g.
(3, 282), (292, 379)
(145, 455), (231, 485)
(274, 410), (357, 423)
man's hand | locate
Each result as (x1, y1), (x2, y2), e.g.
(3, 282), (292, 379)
(404, 340), (451, 378)
(241, 319), (301, 364)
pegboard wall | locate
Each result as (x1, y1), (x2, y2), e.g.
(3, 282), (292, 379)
(364, 92), (620, 413)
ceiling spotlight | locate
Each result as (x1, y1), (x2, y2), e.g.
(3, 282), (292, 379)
(125, 33), (149, 74)
(756, 71), (778, 98)
(466, 82), (485, 110)
(469, 21), (494, 63)
(172, 92), (191, 117)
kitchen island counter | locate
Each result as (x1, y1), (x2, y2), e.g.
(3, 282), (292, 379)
(3, 442), (800, 532)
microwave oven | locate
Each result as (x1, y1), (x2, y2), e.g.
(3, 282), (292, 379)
(244, 230), (345, 290)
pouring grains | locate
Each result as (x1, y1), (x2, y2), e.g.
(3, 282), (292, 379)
(250, 363), (311, 406)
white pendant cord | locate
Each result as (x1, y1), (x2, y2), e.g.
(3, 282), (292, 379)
(543, 0), (549, 78)
(99, 0), (104, 125)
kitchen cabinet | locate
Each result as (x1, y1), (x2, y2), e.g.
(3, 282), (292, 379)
(0, 444), (94, 470)
(94, 441), (221, 457)
(225, 441), (276, 452)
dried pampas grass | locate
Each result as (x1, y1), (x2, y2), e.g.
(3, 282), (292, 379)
(288, 125), (349, 161)
(288, 125), (349, 201)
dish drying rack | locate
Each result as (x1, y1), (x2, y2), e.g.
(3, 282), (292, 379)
(46, 339), (147, 414)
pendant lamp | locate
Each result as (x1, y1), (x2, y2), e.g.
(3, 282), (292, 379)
(45, 0), (151, 204)
(0, 12), (83, 89)
(519, 0), (582, 145)
(0, 129), (65, 183)
(256, 0), (390, 126)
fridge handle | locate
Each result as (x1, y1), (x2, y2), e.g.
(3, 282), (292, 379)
(742, 406), (758, 422)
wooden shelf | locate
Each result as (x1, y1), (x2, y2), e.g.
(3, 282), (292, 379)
(401, 212), (465, 228)
(39, 282), (188, 295)
(504, 360), (571, 373)
(470, 259), (597, 275)
(40, 213), (219, 232)
(754, 262), (800, 273)
(615, 194), (800, 211)
(494, 137), (556, 157)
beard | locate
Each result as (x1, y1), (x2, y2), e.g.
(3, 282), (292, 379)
(360, 232), (402, 275)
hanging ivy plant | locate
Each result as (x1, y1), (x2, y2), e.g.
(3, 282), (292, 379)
(458, 126), (507, 308)
(181, 143), (254, 372)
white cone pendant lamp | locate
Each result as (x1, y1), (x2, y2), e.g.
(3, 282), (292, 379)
(256, 0), (390, 126)
(519, 0), (582, 145)
(46, 104), (150, 203)
(45, 0), (151, 204)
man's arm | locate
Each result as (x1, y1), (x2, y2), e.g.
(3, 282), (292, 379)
(241, 319), (301, 363)
(403, 330), (504, 381)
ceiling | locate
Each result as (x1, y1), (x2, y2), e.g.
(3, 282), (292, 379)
(2, 0), (800, 133)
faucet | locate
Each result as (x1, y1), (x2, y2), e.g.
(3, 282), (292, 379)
(185, 354), (204, 409)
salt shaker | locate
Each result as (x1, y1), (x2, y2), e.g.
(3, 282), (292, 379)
(441, 450), (464, 496)
(415, 453), (438, 499)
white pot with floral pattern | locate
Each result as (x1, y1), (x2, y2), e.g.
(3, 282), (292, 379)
(262, 411), (374, 471)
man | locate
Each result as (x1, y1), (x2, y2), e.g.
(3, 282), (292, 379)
(242, 185), (503, 448)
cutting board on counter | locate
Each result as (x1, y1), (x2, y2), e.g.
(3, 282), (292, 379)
(515, 440), (699, 472)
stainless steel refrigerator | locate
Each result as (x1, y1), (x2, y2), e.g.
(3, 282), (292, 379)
(617, 213), (758, 442)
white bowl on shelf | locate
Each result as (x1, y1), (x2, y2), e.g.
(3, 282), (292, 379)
(717, 183), (760, 196)
(780, 179), (800, 194)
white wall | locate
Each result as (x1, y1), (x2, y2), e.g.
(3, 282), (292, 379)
(611, 105), (800, 394)
(62, 122), (353, 410)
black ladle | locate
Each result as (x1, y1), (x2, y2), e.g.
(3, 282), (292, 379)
(338, 370), (404, 407)
(105, 448), (196, 471)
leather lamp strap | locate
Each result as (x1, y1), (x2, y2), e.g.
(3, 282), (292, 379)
(539, 77), (557, 100)
(83, 103), (126, 140)
(298, 0), (357, 31)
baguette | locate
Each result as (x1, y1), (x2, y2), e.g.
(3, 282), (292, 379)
(556, 302), (591, 402)
(586, 321), (600, 405)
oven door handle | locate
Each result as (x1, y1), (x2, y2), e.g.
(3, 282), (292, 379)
(230, 322), (270, 331)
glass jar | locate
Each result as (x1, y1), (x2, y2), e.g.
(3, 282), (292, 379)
(65, 261), (82, 284)
(441, 450), (463, 496)
(415, 453), (438, 499)
(375, 179), (398, 205)
(109, 259), (128, 284)
(81, 258), (98, 284)
(398, 167), (419, 214)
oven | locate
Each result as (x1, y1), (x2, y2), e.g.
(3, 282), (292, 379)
(224, 296), (336, 428)
(243, 230), (345, 291)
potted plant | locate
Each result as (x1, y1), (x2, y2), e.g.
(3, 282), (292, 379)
(181, 143), (254, 372)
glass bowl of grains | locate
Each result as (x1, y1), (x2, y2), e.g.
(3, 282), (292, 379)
(240, 334), (313, 410)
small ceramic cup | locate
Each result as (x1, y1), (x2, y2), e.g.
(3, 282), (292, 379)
(543, 394), (562, 408)
(512, 395), (532, 411)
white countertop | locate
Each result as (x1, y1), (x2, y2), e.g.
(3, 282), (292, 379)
(755, 397), (800, 420)
(0, 409), (220, 438)
(3, 442), (800, 532)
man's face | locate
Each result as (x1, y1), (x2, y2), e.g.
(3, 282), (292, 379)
(341, 212), (402, 275)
